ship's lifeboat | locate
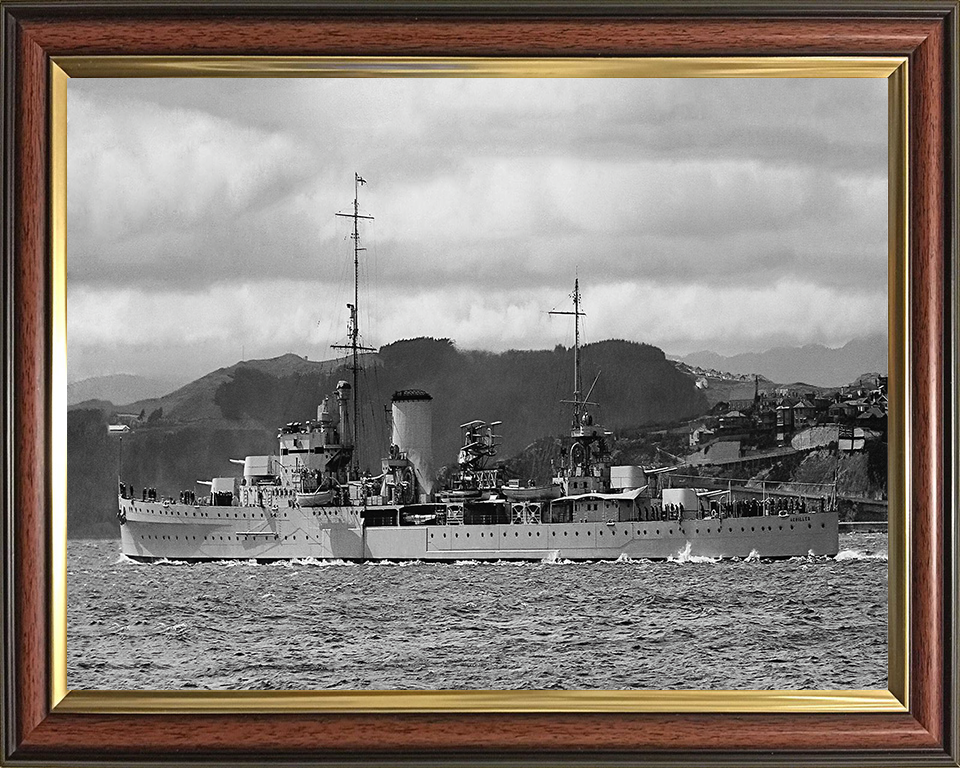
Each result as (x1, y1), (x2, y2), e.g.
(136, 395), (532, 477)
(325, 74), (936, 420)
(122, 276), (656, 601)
(296, 488), (336, 507)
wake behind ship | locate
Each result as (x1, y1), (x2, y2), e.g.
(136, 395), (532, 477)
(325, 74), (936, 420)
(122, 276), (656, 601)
(117, 176), (839, 563)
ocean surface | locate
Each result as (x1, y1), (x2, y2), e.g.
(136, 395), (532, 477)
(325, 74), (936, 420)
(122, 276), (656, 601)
(67, 532), (887, 691)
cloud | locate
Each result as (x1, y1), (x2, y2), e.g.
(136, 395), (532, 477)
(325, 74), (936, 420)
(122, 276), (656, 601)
(66, 77), (888, 377)
(68, 278), (886, 381)
(69, 151), (886, 293)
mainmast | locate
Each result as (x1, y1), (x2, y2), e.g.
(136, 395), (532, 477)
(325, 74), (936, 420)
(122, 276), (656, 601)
(550, 278), (588, 428)
(333, 173), (375, 475)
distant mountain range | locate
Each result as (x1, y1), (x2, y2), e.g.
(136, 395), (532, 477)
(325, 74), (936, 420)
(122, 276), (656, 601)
(678, 335), (887, 387)
(68, 338), (706, 537)
(68, 373), (187, 406)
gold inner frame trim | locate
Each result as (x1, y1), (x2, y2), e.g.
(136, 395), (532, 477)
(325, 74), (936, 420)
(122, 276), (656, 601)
(49, 56), (909, 715)
(50, 62), (69, 708)
(54, 56), (905, 78)
(57, 688), (904, 715)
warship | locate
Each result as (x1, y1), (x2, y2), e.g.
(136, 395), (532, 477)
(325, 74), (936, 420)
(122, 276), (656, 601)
(117, 176), (839, 562)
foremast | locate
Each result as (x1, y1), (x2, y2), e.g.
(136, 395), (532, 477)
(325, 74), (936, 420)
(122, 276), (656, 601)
(333, 173), (376, 478)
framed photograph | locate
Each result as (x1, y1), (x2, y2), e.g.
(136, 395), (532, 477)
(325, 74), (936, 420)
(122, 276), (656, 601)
(2, 2), (957, 766)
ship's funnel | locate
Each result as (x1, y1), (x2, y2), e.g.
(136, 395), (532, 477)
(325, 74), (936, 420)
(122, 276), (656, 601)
(336, 381), (352, 446)
(391, 389), (434, 499)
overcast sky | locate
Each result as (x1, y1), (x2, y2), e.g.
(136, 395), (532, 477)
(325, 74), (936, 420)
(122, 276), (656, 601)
(67, 77), (887, 383)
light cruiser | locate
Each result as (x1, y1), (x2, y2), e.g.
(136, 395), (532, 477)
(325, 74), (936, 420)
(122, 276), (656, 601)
(117, 176), (839, 562)
(117, 382), (839, 562)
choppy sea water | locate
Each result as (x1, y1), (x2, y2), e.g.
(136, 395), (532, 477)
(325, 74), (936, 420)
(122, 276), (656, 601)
(67, 532), (887, 691)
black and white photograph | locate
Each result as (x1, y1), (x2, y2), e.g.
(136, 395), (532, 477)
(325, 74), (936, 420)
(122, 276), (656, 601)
(66, 76), (889, 692)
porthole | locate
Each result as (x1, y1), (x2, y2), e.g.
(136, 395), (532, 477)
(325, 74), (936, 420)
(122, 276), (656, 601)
(751, 527), (755, 532)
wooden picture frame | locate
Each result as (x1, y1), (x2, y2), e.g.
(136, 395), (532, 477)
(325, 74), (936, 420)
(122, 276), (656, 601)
(1, 2), (957, 765)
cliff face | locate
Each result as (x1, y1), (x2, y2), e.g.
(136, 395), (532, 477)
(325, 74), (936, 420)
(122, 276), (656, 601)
(68, 338), (708, 538)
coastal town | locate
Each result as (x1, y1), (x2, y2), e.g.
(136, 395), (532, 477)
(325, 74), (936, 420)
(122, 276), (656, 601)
(621, 365), (891, 524)
(679, 367), (887, 460)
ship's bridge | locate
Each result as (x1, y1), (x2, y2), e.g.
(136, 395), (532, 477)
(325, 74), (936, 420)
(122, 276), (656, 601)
(277, 422), (351, 476)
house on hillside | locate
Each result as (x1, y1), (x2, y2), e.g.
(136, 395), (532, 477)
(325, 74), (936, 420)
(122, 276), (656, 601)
(828, 401), (859, 421)
(792, 399), (817, 428)
(776, 403), (795, 429)
(115, 411), (144, 426)
(757, 408), (777, 433)
(775, 403), (795, 443)
(689, 424), (715, 447)
(718, 410), (751, 435)
(857, 405), (887, 431)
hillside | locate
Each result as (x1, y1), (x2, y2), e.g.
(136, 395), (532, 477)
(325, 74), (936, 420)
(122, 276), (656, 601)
(68, 338), (708, 537)
(672, 361), (777, 407)
(679, 335), (886, 387)
(67, 373), (186, 406)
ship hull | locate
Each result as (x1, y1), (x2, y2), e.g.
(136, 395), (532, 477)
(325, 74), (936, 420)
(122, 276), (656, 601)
(118, 498), (838, 562)
(118, 497), (365, 561)
(365, 514), (838, 561)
